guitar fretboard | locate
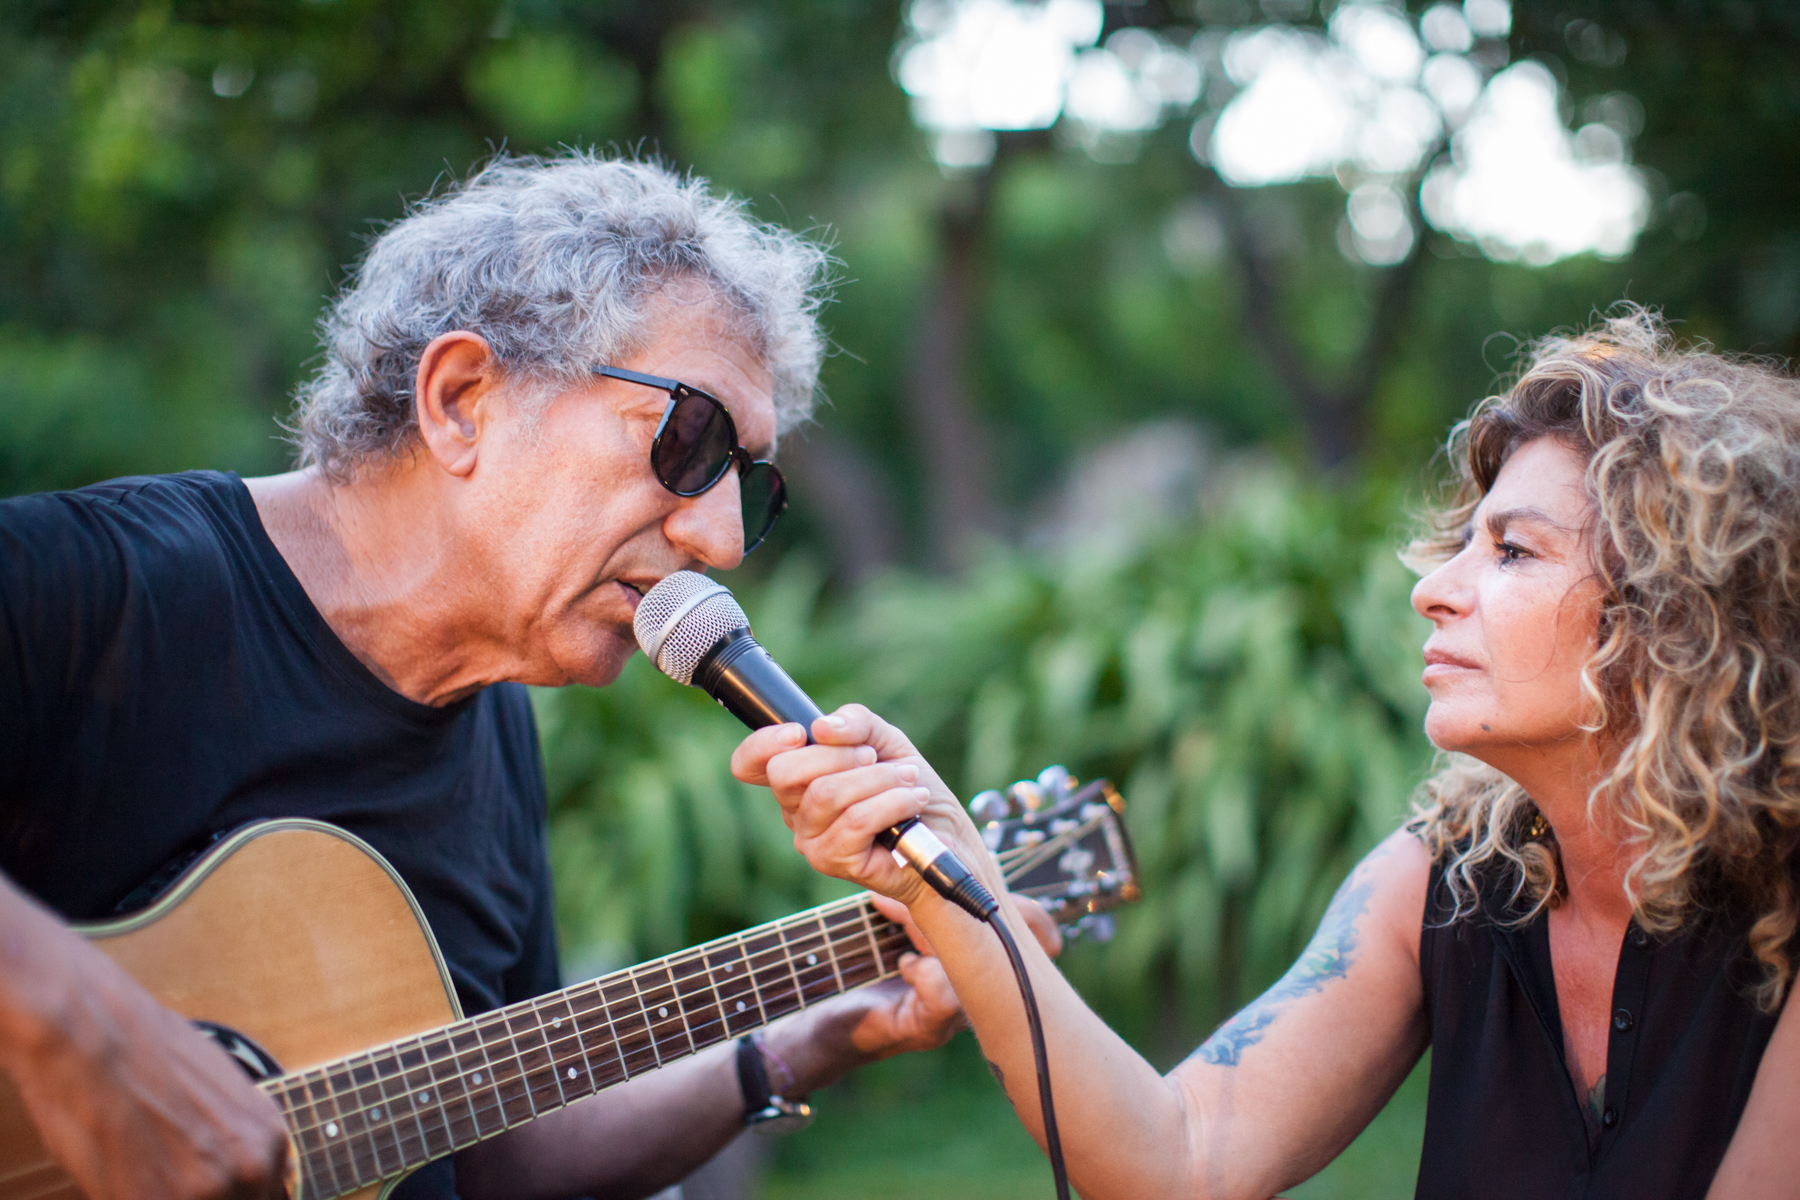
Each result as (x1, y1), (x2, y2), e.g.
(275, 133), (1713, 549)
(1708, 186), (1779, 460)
(261, 894), (910, 1200)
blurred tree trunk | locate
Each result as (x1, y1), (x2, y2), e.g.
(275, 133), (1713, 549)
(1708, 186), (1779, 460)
(907, 168), (1001, 569)
(780, 429), (901, 581)
(906, 134), (1046, 569)
(589, 4), (688, 148)
(1205, 156), (1440, 471)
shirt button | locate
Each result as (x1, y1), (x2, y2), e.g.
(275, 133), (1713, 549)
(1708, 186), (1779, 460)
(1602, 1107), (1620, 1129)
(1630, 927), (1649, 948)
(1613, 1008), (1634, 1031)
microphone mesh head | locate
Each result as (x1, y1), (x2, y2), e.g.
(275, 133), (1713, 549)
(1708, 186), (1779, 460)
(633, 570), (750, 686)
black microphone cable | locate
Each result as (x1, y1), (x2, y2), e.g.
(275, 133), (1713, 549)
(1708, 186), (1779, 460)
(634, 571), (1072, 1200)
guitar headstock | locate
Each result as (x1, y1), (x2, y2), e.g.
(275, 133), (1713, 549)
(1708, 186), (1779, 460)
(977, 766), (1141, 941)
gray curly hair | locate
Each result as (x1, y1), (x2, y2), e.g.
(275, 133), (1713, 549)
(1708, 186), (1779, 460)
(291, 152), (832, 480)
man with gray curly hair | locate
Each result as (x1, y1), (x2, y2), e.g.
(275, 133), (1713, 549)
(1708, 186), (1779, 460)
(0, 153), (1031, 1200)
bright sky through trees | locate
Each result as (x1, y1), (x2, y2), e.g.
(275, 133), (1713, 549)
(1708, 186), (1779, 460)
(895, 0), (1649, 266)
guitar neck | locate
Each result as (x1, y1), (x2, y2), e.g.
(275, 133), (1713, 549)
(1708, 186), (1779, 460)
(263, 892), (910, 1200)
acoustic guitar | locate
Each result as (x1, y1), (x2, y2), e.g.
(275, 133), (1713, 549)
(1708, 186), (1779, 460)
(0, 768), (1138, 1200)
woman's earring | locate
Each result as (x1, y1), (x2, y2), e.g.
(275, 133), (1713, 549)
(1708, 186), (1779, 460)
(1527, 810), (1550, 839)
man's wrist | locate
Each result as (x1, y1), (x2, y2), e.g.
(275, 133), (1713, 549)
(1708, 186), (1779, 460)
(760, 999), (879, 1096)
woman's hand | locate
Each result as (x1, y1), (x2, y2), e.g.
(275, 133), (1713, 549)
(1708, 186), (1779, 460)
(731, 704), (994, 907)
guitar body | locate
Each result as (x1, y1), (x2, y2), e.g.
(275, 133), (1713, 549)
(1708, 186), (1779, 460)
(0, 820), (460, 1200)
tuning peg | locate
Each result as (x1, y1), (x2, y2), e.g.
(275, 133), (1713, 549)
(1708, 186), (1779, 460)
(1036, 764), (1072, 797)
(1075, 913), (1116, 943)
(968, 789), (1010, 824)
(1006, 779), (1046, 814)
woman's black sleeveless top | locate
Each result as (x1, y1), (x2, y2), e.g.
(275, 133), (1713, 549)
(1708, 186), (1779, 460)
(1416, 858), (1784, 1199)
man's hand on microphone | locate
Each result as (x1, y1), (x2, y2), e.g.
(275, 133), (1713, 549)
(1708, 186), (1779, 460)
(732, 703), (997, 908)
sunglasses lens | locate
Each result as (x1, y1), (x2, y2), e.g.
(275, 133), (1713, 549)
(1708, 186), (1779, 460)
(654, 392), (735, 494)
(740, 462), (787, 553)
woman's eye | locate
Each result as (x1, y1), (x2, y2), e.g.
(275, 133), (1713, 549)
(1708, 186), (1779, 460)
(1496, 541), (1528, 564)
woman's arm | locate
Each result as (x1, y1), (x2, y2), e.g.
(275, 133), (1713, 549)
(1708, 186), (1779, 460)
(1704, 978), (1800, 1198)
(735, 706), (1431, 1200)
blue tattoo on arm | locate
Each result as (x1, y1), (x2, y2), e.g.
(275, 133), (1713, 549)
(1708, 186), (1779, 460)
(1193, 871), (1378, 1067)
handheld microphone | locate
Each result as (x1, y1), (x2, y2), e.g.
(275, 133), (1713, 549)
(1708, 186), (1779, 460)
(633, 571), (998, 921)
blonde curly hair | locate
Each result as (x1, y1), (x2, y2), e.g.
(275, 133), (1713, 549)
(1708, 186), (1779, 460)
(1406, 307), (1800, 1010)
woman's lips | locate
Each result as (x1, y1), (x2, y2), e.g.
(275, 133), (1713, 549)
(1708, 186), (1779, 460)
(1421, 648), (1480, 682)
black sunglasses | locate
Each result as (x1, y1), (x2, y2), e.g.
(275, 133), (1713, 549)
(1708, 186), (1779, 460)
(593, 364), (788, 555)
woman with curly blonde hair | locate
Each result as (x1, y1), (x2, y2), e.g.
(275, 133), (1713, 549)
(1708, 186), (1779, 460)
(739, 307), (1800, 1199)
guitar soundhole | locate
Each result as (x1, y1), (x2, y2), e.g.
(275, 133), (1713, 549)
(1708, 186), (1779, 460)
(193, 1020), (283, 1080)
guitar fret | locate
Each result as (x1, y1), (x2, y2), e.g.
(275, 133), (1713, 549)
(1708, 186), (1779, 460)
(274, 1073), (332, 1200)
(602, 973), (658, 1076)
(535, 992), (588, 1100)
(301, 1069), (350, 1198)
(416, 1033), (463, 1156)
(349, 1052), (397, 1178)
(745, 928), (798, 1022)
(669, 949), (727, 1051)
(496, 1009), (545, 1122)
(709, 935), (761, 1037)
(444, 1026), (490, 1147)
(529, 996), (572, 1108)
(372, 1047), (422, 1173)
(629, 962), (692, 1064)
(319, 1066), (363, 1193)
(857, 905), (884, 976)
(786, 913), (839, 1006)
(476, 1014), (515, 1132)
(819, 906), (849, 994)
(824, 905), (880, 989)
(395, 1038), (451, 1165)
(689, 945), (734, 1046)
(573, 978), (632, 1088)
(773, 919), (810, 1012)
(322, 1062), (378, 1188)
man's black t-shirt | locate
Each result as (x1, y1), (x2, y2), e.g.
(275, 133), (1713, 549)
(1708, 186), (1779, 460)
(0, 470), (561, 1199)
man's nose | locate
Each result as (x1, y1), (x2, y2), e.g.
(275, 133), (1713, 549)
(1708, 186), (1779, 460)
(666, 471), (745, 571)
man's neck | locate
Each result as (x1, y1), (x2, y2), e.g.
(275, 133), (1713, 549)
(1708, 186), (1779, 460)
(244, 465), (511, 706)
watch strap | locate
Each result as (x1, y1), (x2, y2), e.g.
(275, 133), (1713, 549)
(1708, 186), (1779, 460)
(736, 1032), (775, 1112)
(736, 1033), (814, 1134)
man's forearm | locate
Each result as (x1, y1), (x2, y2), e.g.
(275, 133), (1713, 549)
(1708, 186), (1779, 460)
(453, 994), (883, 1200)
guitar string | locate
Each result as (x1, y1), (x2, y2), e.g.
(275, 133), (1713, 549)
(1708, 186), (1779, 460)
(9, 823), (1106, 1200)
(278, 817), (1090, 1160)
(283, 921), (918, 1192)
(277, 912), (914, 1156)
(0, 917), (909, 1200)
(278, 825), (1095, 1181)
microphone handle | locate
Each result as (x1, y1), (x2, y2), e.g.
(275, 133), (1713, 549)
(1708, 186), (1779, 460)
(695, 629), (999, 919)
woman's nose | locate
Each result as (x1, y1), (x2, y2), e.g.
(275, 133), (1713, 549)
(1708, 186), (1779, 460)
(1412, 551), (1473, 622)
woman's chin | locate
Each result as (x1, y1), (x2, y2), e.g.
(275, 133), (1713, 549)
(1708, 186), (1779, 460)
(1422, 706), (1495, 756)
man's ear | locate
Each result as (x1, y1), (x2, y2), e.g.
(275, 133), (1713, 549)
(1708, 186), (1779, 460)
(414, 331), (500, 478)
